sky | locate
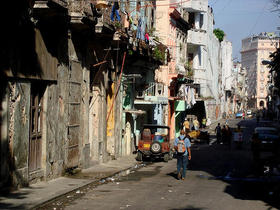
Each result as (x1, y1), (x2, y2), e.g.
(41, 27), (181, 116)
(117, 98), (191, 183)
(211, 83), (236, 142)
(208, 0), (280, 61)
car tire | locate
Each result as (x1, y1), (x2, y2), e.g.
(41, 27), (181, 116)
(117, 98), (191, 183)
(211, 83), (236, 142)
(168, 151), (173, 160)
(163, 153), (169, 162)
(136, 151), (143, 161)
(150, 141), (161, 154)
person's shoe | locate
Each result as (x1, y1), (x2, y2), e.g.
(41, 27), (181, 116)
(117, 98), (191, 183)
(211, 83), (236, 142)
(177, 172), (181, 180)
(182, 177), (185, 180)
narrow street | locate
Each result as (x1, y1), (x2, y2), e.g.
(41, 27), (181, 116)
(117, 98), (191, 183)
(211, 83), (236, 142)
(39, 118), (280, 210)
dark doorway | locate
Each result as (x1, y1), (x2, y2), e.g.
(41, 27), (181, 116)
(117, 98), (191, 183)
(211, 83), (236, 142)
(29, 82), (45, 172)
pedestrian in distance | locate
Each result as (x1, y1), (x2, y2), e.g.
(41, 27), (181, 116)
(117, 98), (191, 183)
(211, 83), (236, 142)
(234, 124), (243, 149)
(221, 125), (226, 144)
(225, 125), (232, 149)
(183, 118), (190, 132)
(193, 118), (200, 130)
(174, 129), (191, 180)
(189, 118), (194, 131)
(202, 117), (207, 128)
(215, 123), (222, 144)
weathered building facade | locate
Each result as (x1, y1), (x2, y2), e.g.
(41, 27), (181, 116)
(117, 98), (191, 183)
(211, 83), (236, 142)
(0, 0), (169, 189)
(241, 32), (280, 109)
(0, 0), (233, 191)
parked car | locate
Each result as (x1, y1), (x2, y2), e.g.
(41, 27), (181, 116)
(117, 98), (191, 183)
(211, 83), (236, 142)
(136, 124), (173, 162)
(247, 110), (252, 117)
(235, 112), (243, 118)
(254, 127), (280, 152)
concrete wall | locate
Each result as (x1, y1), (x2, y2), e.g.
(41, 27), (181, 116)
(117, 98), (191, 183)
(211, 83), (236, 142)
(8, 82), (30, 187)
(203, 6), (223, 120)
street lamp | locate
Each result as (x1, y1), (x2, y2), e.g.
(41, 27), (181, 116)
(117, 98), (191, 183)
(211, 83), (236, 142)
(261, 60), (272, 65)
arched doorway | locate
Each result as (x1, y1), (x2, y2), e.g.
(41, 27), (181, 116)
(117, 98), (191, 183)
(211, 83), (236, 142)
(260, 100), (264, 107)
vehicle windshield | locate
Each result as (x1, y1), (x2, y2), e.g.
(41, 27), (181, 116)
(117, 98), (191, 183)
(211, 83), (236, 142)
(256, 130), (278, 135)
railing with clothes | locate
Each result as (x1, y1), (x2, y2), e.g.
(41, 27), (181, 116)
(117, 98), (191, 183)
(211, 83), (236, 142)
(136, 82), (165, 98)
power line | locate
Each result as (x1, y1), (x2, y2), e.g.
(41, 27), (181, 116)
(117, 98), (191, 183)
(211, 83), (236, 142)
(248, 1), (268, 36)
(211, 0), (219, 6)
(215, 0), (232, 16)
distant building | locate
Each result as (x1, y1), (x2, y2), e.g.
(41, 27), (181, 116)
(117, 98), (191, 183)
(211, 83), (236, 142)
(241, 32), (280, 109)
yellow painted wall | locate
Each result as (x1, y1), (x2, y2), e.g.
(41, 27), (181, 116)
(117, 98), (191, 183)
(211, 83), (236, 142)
(107, 83), (115, 137)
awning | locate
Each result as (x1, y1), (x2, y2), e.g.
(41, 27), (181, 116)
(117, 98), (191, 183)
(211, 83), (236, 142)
(124, 109), (146, 115)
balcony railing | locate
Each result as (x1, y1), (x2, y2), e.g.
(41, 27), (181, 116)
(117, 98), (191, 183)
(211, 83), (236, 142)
(182, 0), (208, 12)
(137, 82), (167, 98)
(187, 29), (207, 46)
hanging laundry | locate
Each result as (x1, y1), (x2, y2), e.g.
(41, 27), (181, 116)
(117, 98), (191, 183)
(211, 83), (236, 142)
(158, 104), (163, 125)
(145, 33), (149, 44)
(154, 104), (159, 121)
(136, 17), (145, 40)
(123, 11), (130, 29)
(140, 17), (146, 40)
(186, 86), (192, 105)
(191, 88), (197, 106)
(178, 84), (185, 98)
(110, 2), (120, 21)
(184, 85), (188, 103)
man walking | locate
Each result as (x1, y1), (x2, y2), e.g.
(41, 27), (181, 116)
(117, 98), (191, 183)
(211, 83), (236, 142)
(215, 123), (222, 144)
(174, 129), (191, 180)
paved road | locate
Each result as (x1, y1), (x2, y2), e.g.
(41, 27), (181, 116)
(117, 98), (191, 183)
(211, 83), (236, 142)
(40, 118), (280, 210)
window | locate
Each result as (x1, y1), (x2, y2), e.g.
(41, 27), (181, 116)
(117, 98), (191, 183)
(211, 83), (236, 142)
(199, 14), (204, 29)
(198, 47), (202, 66)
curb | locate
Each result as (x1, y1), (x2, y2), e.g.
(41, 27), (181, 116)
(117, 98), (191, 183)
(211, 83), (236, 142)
(32, 161), (146, 209)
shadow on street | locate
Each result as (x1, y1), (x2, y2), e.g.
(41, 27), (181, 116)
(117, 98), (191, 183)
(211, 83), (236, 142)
(187, 118), (280, 209)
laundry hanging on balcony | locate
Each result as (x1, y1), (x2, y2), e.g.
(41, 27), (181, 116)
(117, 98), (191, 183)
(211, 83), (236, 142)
(110, 2), (120, 21)
(178, 85), (196, 108)
(136, 16), (145, 40)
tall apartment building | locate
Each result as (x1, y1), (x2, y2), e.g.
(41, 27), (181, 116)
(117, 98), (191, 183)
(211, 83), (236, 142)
(241, 32), (279, 109)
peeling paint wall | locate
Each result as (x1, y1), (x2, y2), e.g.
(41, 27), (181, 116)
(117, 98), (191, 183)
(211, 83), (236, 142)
(8, 82), (30, 187)
(0, 89), (10, 187)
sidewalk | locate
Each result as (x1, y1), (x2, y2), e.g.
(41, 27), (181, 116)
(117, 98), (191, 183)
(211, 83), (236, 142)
(0, 154), (139, 210)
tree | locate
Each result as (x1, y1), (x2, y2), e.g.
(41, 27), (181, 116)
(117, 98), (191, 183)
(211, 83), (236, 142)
(213, 28), (225, 42)
(272, 0), (280, 7)
(272, 0), (280, 13)
(268, 48), (280, 91)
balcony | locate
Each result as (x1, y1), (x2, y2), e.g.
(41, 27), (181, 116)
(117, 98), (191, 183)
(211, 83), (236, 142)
(187, 29), (206, 46)
(182, 0), (208, 12)
(135, 82), (168, 104)
(33, 0), (67, 18)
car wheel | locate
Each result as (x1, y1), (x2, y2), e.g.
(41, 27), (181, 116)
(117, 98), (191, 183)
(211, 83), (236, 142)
(168, 151), (173, 160)
(136, 151), (143, 161)
(150, 141), (161, 154)
(163, 153), (169, 162)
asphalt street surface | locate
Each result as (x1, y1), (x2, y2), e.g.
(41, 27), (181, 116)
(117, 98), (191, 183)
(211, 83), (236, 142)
(39, 118), (280, 210)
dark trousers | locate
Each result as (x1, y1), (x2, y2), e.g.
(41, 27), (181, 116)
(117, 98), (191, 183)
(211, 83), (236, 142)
(217, 134), (221, 143)
(177, 155), (188, 178)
